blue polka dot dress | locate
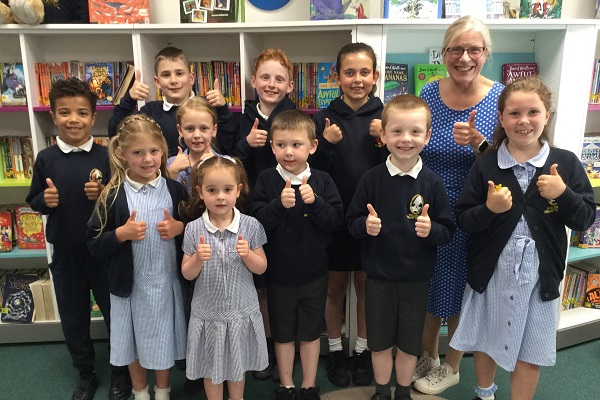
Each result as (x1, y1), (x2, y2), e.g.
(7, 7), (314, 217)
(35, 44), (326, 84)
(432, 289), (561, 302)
(420, 80), (504, 318)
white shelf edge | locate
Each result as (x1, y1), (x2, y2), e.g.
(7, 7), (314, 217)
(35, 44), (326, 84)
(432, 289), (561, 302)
(558, 307), (600, 330)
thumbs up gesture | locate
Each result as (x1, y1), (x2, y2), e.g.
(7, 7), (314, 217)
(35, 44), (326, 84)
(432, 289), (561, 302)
(323, 117), (343, 144)
(196, 235), (211, 262)
(206, 77), (226, 107)
(128, 69), (150, 101)
(537, 163), (566, 200)
(236, 234), (250, 259)
(246, 118), (268, 148)
(415, 204), (431, 238)
(44, 178), (59, 208)
(281, 178), (296, 208)
(452, 109), (478, 147)
(168, 146), (191, 176)
(299, 176), (315, 204)
(486, 180), (512, 214)
(157, 209), (184, 240)
(366, 203), (381, 236)
(369, 118), (383, 139)
(116, 210), (147, 242)
(84, 172), (104, 201)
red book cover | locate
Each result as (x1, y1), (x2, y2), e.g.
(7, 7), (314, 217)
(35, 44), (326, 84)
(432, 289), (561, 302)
(14, 205), (46, 250)
(0, 210), (12, 252)
(89, 0), (150, 24)
(501, 62), (538, 85)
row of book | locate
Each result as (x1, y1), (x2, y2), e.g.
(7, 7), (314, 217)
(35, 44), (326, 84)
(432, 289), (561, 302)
(562, 261), (600, 311)
(0, 137), (34, 182)
(1, 63), (27, 106)
(0, 205), (46, 253)
(191, 61), (242, 107)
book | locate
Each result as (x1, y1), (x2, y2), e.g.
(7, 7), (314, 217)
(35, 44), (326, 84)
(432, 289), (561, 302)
(578, 207), (600, 248)
(316, 62), (339, 109)
(14, 205), (46, 250)
(1, 63), (27, 106)
(500, 0), (522, 18)
(20, 137), (34, 180)
(586, 272), (600, 309)
(310, 0), (370, 20)
(0, 210), (12, 252)
(444, 0), (487, 19)
(90, 290), (103, 318)
(414, 64), (446, 96)
(180, 0), (240, 23)
(384, 0), (440, 19)
(383, 63), (408, 104)
(429, 48), (443, 64)
(86, 62), (114, 105)
(501, 62), (538, 85)
(580, 136), (600, 178)
(519, 0), (561, 19)
(112, 64), (135, 106)
(89, 0), (150, 24)
(29, 279), (47, 321)
(1, 273), (38, 323)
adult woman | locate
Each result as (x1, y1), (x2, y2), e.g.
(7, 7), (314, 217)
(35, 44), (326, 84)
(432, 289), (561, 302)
(413, 16), (504, 395)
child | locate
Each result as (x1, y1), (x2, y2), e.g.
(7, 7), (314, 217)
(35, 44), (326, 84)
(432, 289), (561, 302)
(311, 42), (386, 387)
(250, 110), (344, 400)
(179, 156), (268, 400)
(87, 115), (189, 400)
(167, 96), (220, 195)
(108, 46), (234, 158)
(346, 94), (455, 400)
(451, 77), (596, 400)
(25, 77), (131, 400)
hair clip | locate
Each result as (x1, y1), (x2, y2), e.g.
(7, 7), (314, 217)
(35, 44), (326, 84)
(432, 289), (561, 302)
(117, 115), (162, 135)
(197, 154), (237, 169)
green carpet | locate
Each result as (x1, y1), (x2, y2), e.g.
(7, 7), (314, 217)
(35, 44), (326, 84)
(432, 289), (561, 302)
(0, 339), (598, 399)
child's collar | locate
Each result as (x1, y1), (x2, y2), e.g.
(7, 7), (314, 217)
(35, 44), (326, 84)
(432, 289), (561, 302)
(163, 91), (195, 111)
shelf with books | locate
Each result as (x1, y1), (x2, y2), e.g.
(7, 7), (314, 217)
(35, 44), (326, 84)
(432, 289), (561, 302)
(0, 178), (31, 188)
(567, 246), (600, 262)
(589, 103), (600, 111)
(0, 107), (28, 113)
(0, 247), (47, 260)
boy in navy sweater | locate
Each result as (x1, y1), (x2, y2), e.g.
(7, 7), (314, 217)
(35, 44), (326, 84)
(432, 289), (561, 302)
(251, 110), (344, 400)
(346, 95), (455, 400)
(26, 77), (131, 400)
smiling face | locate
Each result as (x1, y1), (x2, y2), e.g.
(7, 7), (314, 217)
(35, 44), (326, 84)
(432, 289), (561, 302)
(251, 59), (293, 110)
(271, 128), (317, 176)
(154, 58), (194, 104)
(381, 107), (431, 171)
(443, 30), (488, 86)
(197, 167), (242, 221)
(51, 96), (96, 147)
(120, 136), (163, 184)
(335, 51), (379, 109)
(499, 90), (550, 154)
(177, 109), (217, 158)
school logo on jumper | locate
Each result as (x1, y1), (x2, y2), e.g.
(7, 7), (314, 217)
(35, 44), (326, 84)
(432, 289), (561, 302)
(544, 199), (558, 214)
(89, 169), (102, 183)
(407, 194), (424, 220)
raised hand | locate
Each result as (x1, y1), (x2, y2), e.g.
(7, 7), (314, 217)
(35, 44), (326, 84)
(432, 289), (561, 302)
(157, 209), (183, 240)
(369, 118), (383, 138)
(246, 118), (268, 148)
(128, 69), (150, 101)
(168, 146), (191, 174)
(44, 178), (59, 208)
(486, 181), (512, 214)
(84, 173), (104, 201)
(452, 109), (478, 147)
(236, 234), (250, 259)
(116, 210), (147, 242)
(537, 163), (566, 200)
(206, 78), (226, 107)
(415, 203), (431, 238)
(196, 235), (211, 262)
(299, 176), (315, 204)
(281, 178), (296, 208)
(323, 118), (343, 144)
(366, 203), (381, 236)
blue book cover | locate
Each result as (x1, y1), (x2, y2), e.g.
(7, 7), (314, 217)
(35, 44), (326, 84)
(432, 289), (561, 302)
(1, 63), (27, 106)
(384, 63), (408, 104)
(86, 62), (114, 105)
(317, 62), (339, 108)
(310, 0), (369, 20)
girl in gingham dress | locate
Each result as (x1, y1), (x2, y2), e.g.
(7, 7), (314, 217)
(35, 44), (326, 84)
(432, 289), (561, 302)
(452, 78), (595, 400)
(88, 115), (189, 400)
(180, 156), (268, 400)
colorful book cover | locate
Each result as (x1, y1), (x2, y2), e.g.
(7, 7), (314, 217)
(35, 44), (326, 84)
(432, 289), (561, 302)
(501, 62), (538, 85)
(1, 273), (38, 324)
(1, 63), (27, 106)
(86, 62), (114, 105)
(0, 211), (12, 252)
(317, 62), (339, 109)
(14, 205), (46, 250)
(180, 0), (240, 23)
(90, 291), (102, 318)
(580, 136), (600, 178)
(414, 64), (446, 96)
(384, 63), (408, 104)
(586, 273), (600, 309)
(384, 0), (440, 19)
(444, 0), (488, 19)
(310, 0), (370, 20)
(89, 0), (150, 24)
(578, 207), (600, 248)
(20, 137), (34, 180)
(519, 0), (561, 19)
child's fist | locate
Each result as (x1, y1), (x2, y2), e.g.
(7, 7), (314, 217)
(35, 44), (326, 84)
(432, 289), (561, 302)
(281, 178), (296, 208)
(44, 178), (59, 208)
(236, 234), (249, 259)
(486, 180), (512, 214)
(196, 235), (211, 262)
(537, 164), (566, 200)
(323, 118), (343, 144)
(299, 176), (315, 204)
(366, 203), (381, 236)
(415, 204), (431, 238)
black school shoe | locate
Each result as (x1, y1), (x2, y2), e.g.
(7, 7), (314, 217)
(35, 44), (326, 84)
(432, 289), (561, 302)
(370, 393), (391, 400)
(274, 386), (295, 400)
(394, 395), (413, 400)
(352, 349), (373, 386)
(183, 377), (204, 394)
(109, 369), (132, 400)
(71, 373), (99, 400)
(296, 387), (321, 400)
(253, 351), (277, 380)
(473, 396), (496, 400)
(326, 350), (350, 387)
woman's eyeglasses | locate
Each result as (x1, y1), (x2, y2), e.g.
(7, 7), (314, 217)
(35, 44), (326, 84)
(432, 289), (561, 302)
(445, 47), (487, 59)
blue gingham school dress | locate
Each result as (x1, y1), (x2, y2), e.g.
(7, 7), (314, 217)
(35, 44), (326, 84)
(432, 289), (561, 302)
(420, 80), (504, 318)
(450, 142), (559, 371)
(109, 177), (187, 369)
(183, 208), (268, 384)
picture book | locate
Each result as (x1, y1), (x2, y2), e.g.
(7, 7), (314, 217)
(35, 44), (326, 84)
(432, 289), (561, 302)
(180, 0), (240, 23)
(14, 205), (46, 250)
(0, 210), (12, 252)
(414, 64), (446, 96)
(90, 290), (102, 318)
(89, 0), (150, 24)
(486, 0), (506, 19)
(112, 64), (135, 106)
(384, 0), (440, 19)
(384, 63), (408, 104)
(577, 207), (600, 248)
(1, 136), (15, 180)
(444, 0), (487, 19)
(429, 48), (442, 64)
(586, 272), (600, 309)
(519, 0), (561, 19)
(86, 62), (114, 105)
(317, 62), (339, 109)
(501, 62), (538, 85)
(20, 137), (34, 180)
(1, 273), (38, 323)
(310, 0), (370, 20)
(1, 63), (27, 106)
(580, 136), (600, 179)
(500, 0), (522, 18)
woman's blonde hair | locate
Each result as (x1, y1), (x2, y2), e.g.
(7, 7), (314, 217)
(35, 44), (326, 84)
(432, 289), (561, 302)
(442, 15), (493, 57)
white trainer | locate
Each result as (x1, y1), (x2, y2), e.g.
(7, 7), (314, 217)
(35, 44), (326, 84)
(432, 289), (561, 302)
(411, 351), (441, 382)
(413, 363), (459, 395)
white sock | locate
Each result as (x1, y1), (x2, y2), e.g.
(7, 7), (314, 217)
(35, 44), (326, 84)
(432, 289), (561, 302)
(474, 383), (497, 400)
(328, 337), (343, 352)
(354, 336), (369, 354)
(282, 385), (295, 389)
(132, 386), (150, 400)
(154, 385), (171, 400)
